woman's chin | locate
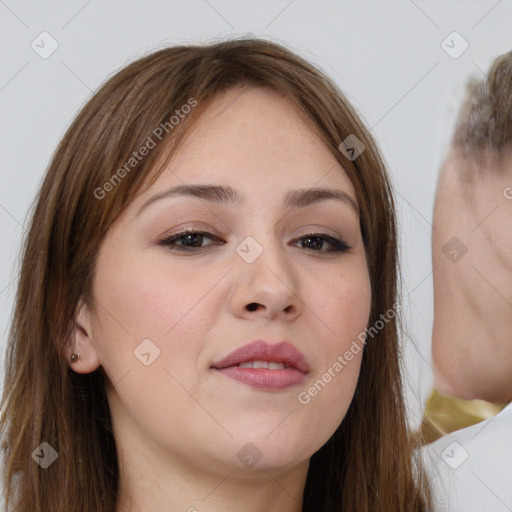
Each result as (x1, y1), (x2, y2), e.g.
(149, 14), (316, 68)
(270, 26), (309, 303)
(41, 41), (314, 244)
(189, 434), (313, 475)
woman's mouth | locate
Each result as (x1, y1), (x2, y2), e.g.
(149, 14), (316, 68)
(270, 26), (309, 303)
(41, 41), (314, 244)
(210, 340), (310, 391)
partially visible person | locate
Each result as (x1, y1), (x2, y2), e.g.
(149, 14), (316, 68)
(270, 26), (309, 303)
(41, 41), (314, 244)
(424, 50), (512, 511)
(431, 51), (512, 404)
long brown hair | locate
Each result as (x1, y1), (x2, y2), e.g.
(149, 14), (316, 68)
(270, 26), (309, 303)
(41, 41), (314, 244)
(0, 37), (431, 511)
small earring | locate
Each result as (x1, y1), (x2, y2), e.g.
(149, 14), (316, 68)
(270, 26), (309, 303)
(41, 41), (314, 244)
(71, 352), (80, 363)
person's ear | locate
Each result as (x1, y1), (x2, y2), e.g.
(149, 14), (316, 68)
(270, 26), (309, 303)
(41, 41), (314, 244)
(67, 298), (102, 374)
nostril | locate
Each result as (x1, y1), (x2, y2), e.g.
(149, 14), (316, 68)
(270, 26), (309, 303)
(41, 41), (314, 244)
(246, 303), (260, 312)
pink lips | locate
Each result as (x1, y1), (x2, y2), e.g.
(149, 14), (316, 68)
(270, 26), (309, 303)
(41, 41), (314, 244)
(210, 339), (310, 391)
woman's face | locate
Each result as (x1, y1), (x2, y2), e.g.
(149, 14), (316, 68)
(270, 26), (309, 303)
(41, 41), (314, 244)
(75, 86), (372, 475)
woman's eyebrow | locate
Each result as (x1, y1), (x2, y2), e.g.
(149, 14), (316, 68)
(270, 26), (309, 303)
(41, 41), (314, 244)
(137, 184), (359, 216)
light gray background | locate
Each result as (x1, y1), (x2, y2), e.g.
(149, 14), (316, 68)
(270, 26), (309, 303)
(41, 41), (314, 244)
(1, 0), (510, 428)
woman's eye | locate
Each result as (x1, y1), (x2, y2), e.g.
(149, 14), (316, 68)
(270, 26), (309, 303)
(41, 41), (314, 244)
(294, 233), (351, 253)
(158, 230), (222, 252)
(158, 230), (351, 254)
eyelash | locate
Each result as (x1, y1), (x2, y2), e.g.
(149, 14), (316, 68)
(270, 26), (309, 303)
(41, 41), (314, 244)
(157, 229), (351, 254)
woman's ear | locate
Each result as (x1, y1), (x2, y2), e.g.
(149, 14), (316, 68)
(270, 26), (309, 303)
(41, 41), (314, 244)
(67, 299), (102, 374)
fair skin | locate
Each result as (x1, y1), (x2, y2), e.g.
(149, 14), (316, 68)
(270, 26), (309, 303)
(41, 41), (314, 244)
(68, 86), (372, 512)
(432, 149), (512, 403)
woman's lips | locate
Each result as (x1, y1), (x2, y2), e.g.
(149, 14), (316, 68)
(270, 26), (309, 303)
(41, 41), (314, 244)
(210, 339), (310, 391)
(214, 366), (307, 391)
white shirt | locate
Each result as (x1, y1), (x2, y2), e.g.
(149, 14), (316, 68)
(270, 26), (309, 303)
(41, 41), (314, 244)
(422, 401), (512, 511)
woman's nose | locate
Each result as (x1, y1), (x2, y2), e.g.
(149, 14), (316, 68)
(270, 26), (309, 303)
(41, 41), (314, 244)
(229, 234), (303, 322)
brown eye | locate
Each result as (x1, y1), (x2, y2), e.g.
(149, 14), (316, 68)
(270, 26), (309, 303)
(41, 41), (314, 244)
(294, 233), (351, 253)
(158, 230), (222, 252)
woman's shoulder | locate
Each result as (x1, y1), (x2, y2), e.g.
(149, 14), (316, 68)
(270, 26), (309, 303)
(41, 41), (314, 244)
(421, 402), (512, 512)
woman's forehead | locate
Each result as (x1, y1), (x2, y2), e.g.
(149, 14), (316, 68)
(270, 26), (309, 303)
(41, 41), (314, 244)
(152, 88), (354, 185)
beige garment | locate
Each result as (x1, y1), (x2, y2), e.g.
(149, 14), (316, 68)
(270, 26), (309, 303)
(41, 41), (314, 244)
(419, 388), (509, 445)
